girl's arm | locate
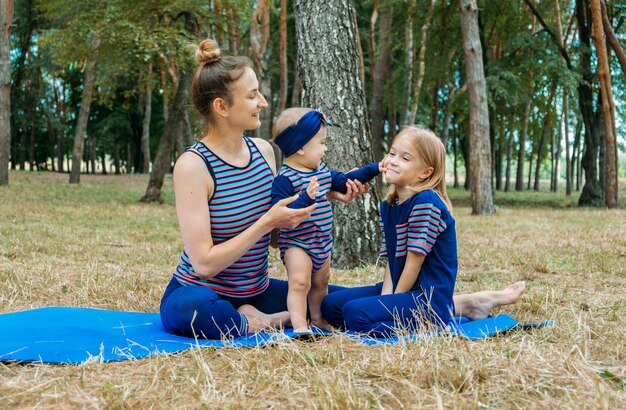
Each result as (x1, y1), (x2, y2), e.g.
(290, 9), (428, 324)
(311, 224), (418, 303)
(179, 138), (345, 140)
(381, 265), (393, 295)
(394, 251), (425, 293)
(176, 146), (315, 279)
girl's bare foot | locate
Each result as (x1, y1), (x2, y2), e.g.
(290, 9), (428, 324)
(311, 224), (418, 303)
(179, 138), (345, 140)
(237, 304), (290, 333)
(454, 281), (526, 321)
(310, 319), (336, 332)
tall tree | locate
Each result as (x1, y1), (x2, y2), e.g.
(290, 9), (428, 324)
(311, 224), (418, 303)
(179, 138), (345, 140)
(0, 0), (12, 185)
(590, 0), (617, 208)
(459, 0), (494, 215)
(369, 4), (392, 161)
(141, 71), (190, 203)
(69, 34), (99, 184)
(294, 0), (380, 268)
(250, 0), (271, 139)
(276, 0), (288, 114)
(140, 60), (153, 173)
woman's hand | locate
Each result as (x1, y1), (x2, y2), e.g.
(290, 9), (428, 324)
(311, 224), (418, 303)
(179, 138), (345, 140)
(328, 179), (369, 204)
(261, 195), (316, 230)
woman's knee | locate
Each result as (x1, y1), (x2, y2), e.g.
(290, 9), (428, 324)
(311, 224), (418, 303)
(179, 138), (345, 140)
(160, 287), (226, 339)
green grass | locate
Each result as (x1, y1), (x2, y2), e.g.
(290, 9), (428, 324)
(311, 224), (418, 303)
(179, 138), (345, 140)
(1, 171), (625, 409)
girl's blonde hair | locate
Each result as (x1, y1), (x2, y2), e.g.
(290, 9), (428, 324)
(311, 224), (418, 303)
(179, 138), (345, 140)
(386, 126), (453, 213)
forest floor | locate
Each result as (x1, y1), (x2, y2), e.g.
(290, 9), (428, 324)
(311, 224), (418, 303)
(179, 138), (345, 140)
(1, 171), (624, 409)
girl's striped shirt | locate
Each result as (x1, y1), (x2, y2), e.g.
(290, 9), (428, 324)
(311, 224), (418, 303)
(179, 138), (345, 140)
(173, 137), (273, 298)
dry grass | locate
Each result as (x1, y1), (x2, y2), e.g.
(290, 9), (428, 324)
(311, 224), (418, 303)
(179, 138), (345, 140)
(1, 171), (624, 409)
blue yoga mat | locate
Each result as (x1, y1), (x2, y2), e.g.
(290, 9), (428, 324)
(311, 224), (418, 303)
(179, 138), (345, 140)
(0, 307), (551, 364)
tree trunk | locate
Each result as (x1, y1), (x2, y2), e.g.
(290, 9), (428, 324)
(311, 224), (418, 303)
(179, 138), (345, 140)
(113, 141), (121, 175)
(0, 0), (12, 185)
(369, 6), (393, 161)
(250, 0), (272, 139)
(407, 0), (436, 125)
(600, 0), (626, 75)
(368, 0), (379, 95)
(294, 0), (381, 268)
(552, 101), (562, 192)
(576, 0), (603, 206)
(564, 91), (572, 196)
(459, 0), (494, 215)
(140, 60), (153, 173)
(400, 0), (415, 126)
(572, 121), (582, 191)
(141, 71), (191, 203)
(277, 0), (288, 114)
(69, 51), (98, 183)
(591, 0), (618, 208)
(504, 118), (513, 192)
(534, 85), (557, 191)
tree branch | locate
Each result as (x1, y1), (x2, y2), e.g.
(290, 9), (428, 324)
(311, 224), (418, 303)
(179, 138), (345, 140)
(523, 0), (573, 70)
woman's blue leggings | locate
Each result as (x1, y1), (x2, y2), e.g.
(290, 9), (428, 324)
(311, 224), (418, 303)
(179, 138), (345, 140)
(160, 276), (345, 339)
(321, 282), (447, 337)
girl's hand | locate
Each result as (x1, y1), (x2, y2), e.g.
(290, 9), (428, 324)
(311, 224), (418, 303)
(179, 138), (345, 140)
(328, 179), (368, 204)
(262, 195), (316, 230)
(306, 177), (319, 200)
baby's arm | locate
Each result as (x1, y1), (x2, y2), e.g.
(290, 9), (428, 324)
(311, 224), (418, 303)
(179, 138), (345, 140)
(330, 162), (382, 194)
(271, 175), (318, 209)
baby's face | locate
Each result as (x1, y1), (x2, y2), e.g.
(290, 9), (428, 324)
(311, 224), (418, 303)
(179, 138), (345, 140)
(300, 127), (328, 169)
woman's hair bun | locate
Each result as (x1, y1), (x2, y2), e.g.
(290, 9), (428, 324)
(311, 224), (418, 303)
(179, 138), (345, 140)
(195, 39), (221, 65)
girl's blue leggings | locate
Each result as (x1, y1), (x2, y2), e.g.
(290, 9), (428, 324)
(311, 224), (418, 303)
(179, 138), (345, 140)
(321, 282), (447, 337)
(160, 276), (345, 339)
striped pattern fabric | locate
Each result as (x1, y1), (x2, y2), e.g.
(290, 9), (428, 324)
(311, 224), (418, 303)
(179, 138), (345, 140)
(406, 204), (446, 256)
(173, 137), (273, 298)
(276, 164), (334, 271)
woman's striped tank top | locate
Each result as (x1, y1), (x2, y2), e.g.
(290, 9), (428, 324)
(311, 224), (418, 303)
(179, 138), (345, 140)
(173, 137), (274, 298)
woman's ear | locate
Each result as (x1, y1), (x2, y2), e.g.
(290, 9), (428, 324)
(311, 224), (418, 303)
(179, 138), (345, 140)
(212, 97), (230, 118)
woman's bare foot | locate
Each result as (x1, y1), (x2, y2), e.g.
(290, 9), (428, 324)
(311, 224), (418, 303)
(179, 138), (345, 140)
(454, 281), (526, 321)
(237, 304), (290, 333)
(310, 318), (336, 332)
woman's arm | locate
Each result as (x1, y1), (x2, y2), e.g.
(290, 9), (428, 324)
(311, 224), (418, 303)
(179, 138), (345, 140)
(394, 251), (425, 293)
(175, 149), (314, 279)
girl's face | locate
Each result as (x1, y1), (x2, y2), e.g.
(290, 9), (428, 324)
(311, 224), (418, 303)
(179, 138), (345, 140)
(225, 67), (268, 130)
(300, 127), (328, 169)
(383, 134), (433, 187)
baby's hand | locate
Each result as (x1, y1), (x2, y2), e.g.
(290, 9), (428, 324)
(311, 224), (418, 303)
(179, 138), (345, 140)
(306, 177), (319, 200)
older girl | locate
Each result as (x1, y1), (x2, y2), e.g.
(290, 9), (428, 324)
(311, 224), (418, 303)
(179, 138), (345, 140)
(322, 127), (525, 336)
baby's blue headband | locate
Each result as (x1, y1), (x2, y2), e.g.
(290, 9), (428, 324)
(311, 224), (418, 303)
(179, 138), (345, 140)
(274, 110), (333, 157)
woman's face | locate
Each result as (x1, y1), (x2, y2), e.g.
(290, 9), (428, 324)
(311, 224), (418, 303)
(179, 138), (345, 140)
(226, 67), (268, 130)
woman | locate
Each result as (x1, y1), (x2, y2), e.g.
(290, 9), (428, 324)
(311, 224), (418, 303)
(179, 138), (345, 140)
(160, 39), (523, 339)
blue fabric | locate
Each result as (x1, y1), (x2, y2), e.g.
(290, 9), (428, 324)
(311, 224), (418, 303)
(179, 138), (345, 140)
(273, 110), (332, 157)
(379, 190), (458, 326)
(0, 307), (551, 364)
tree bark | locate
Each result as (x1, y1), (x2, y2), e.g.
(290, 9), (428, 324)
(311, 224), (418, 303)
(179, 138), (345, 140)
(69, 35), (99, 184)
(369, 6), (393, 161)
(576, 0), (604, 206)
(590, 0), (617, 208)
(368, 0), (379, 95)
(407, 0), (436, 125)
(141, 71), (191, 203)
(400, 0), (415, 126)
(0, 0), (13, 185)
(459, 0), (495, 215)
(141, 60), (153, 173)
(600, 0), (626, 75)
(534, 85), (556, 191)
(564, 92), (572, 195)
(515, 99), (531, 191)
(294, 0), (381, 268)
(250, 0), (272, 139)
(277, 0), (288, 114)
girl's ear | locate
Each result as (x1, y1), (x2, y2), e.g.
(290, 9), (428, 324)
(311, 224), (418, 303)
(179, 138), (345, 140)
(419, 167), (435, 181)
(212, 97), (230, 118)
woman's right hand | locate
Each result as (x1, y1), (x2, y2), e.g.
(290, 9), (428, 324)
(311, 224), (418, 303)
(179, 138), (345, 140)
(262, 196), (316, 230)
